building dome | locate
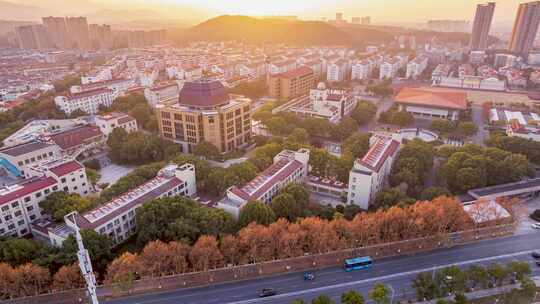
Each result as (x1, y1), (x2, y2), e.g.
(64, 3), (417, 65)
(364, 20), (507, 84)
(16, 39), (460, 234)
(317, 82), (326, 90)
(178, 80), (228, 107)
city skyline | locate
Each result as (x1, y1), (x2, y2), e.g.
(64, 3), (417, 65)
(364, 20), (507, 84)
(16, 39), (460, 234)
(4, 0), (538, 27)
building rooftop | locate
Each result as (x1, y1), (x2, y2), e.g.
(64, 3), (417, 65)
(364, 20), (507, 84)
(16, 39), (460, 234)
(0, 177), (56, 206)
(356, 135), (400, 173)
(76, 174), (184, 230)
(277, 66), (314, 79)
(468, 178), (540, 198)
(394, 87), (468, 110)
(229, 157), (303, 202)
(178, 79), (228, 107)
(49, 125), (103, 150)
(49, 160), (83, 177)
(0, 140), (54, 157)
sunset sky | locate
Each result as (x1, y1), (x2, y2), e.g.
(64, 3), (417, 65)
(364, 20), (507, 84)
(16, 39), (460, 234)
(8, 0), (530, 26)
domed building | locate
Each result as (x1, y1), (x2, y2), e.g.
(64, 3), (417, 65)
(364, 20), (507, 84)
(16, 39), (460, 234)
(156, 79), (252, 153)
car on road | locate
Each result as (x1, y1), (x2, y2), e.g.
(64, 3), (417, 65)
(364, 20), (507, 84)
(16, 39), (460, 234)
(536, 261), (540, 267)
(532, 223), (540, 229)
(532, 251), (540, 259)
(304, 272), (315, 280)
(259, 288), (277, 297)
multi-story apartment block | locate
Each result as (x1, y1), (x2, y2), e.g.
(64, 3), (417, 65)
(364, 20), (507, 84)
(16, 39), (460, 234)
(42, 16), (70, 49)
(302, 60), (323, 79)
(268, 59), (297, 75)
(66, 163), (196, 245)
(218, 149), (310, 218)
(327, 59), (349, 82)
(268, 67), (315, 101)
(347, 134), (401, 209)
(406, 56), (429, 79)
(54, 88), (117, 115)
(15, 25), (51, 50)
(379, 58), (401, 79)
(156, 80), (252, 154)
(144, 82), (180, 108)
(95, 112), (138, 138)
(65, 17), (90, 50)
(0, 159), (89, 237)
(351, 60), (372, 80)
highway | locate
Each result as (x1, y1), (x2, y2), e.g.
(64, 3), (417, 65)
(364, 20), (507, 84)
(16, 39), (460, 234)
(104, 232), (540, 304)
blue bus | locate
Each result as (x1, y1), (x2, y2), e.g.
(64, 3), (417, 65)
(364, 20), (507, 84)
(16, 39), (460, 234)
(344, 256), (373, 272)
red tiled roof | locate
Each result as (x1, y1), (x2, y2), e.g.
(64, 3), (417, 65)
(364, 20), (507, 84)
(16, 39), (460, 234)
(357, 138), (400, 173)
(50, 125), (103, 150)
(276, 66), (314, 79)
(0, 177), (57, 206)
(394, 87), (467, 110)
(49, 161), (83, 177)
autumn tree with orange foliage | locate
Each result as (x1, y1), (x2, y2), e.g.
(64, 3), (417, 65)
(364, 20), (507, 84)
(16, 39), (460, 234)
(105, 252), (142, 286)
(189, 235), (224, 271)
(52, 263), (84, 291)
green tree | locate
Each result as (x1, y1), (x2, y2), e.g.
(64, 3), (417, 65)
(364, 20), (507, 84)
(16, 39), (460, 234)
(373, 188), (413, 209)
(519, 277), (537, 298)
(420, 187), (452, 201)
(391, 111), (415, 127)
(454, 293), (468, 304)
(369, 283), (390, 304)
(430, 119), (454, 134)
(341, 290), (365, 304)
(435, 266), (467, 295)
(457, 122), (478, 136)
(351, 101), (377, 125)
(330, 118), (359, 141)
(39, 192), (95, 222)
(58, 230), (112, 273)
(466, 265), (489, 289)
(282, 183), (310, 210)
(85, 167), (100, 185)
(506, 261), (531, 281)
(238, 200), (276, 227)
(412, 272), (439, 301)
(287, 128), (309, 144)
(0, 238), (44, 266)
(342, 133), (371, 158)
(193, 141), (221, 160)
(311, 295), (335, 304)
(266, 116), (289, 135)
(487, 263), (508, 287)
(270, 193), (302, 221)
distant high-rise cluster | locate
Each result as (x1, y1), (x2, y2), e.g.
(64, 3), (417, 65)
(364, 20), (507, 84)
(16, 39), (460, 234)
(509, 1), (540, 55)
(469, 2), (495, 51)
(15, 16), (112, 51)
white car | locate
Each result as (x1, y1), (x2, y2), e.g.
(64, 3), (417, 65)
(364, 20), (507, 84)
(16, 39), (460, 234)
(531, 223), (540, 229)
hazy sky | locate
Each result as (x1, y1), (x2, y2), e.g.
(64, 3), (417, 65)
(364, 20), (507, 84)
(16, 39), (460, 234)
(9, 0), (529, 26)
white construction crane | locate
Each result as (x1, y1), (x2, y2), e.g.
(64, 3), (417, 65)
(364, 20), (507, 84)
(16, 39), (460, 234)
(64, 211), (99, 304)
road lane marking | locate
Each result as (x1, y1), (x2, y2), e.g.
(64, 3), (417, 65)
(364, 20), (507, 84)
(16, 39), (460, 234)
(225, 248), (540, 304)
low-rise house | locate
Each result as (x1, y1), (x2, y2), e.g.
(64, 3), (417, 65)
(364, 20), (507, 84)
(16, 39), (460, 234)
(54, 88), (117, 115)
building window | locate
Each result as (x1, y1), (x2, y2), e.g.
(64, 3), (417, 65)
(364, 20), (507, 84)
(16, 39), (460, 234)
(161, 112), (171, 119)
(14, 211), (22, 217)
(61, 178), (66, 183)
(1, 206), (8, 212)
(24, 197), (31, 203)
(11, 202), (18, 208)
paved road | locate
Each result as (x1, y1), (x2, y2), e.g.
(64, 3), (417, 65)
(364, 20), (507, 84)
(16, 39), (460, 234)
(104, 232), (540, 304)
(471, 105), (488, 146)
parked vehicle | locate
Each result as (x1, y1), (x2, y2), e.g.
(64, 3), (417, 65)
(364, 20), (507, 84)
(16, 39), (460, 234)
(532, 223), (540, 229)
(259, 288), (277, 297)
(532, 251), (540, 259)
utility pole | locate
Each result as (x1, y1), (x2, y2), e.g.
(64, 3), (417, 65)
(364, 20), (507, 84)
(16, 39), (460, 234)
(65, 212), (99, 304)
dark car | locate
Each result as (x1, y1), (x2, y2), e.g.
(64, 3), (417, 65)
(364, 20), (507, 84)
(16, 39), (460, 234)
(259, 288), (277, 298)
(532, 251), (540, 259)
(536, 261), (540, 267)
